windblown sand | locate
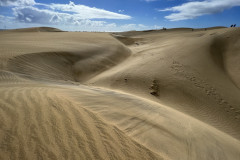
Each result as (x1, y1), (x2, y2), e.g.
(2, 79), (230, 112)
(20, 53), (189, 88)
(0, 27), (240, 160)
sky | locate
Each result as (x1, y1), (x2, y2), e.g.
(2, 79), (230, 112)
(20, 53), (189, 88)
(0, 0), (240, 31)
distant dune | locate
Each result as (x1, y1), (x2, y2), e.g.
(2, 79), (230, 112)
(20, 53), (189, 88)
(0, 27), (240, 160)
(3, 27), (63, 32)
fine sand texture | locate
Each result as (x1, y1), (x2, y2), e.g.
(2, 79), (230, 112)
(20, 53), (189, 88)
(0, 27), (240, 160)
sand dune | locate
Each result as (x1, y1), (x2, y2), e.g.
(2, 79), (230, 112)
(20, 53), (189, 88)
(0, 27), (240, 159)
(2, 27), (63, 32)
(89, 27), (240, 140)
(0, 85), (162, 160)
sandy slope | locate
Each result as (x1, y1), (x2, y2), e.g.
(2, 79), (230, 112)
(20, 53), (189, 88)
(89, 27), (240, 139)
(0, 85), (162, 160)
(0, 27), (240, 160)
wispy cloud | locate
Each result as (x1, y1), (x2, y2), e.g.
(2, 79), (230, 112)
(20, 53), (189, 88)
(118, 10), (124, 13)
(159, 0), (240, 21)
(119, 23), (158, 31)
(47, 1), (131, 20)
(0, 0), (35, 6)
(13, 6), (109, 26)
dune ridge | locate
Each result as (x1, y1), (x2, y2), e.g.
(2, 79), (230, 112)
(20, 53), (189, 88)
(0, 27), (240, 160)
(7, 45), (130, 82)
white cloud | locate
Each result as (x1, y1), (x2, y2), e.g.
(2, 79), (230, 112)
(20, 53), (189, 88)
(0, 14), (14, 22)
(1, 1), (162, 31)
(120, 23), (162, 31)
(13, 6), (108, 27)
(120, 23), (150, 31)
(0, 14), (4, 19)
(0, 13), (162, 31)
(5, 1), (131, 31)
(159, 0), (240, 21)
(106, 23), (117, 28)
(1, 0), (131, 20)
(121, 24), (136, 29)
(138, 24), (147, 28)
(0, 0), (35, 6)
(6, 5), (126, 31)
(153, 25), (162, 29)
(48, 1), (131, 20)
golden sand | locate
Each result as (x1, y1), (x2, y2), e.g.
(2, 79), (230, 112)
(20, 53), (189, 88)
(0, 27), (240, 160)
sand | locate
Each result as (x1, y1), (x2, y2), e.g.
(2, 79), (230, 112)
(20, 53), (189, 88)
(0, 27), (240, 160)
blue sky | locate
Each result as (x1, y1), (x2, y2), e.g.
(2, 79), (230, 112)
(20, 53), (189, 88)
(0, 0), (240, 31)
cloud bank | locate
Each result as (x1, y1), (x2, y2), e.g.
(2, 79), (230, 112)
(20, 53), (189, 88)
(11, 1), (131, 25)
(12, 1), (131, 26)
(0, 0), (140, 31)
(0, 0), (162, 31)
(160, 0), (240, 21)
(48, 1), (130, 20)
